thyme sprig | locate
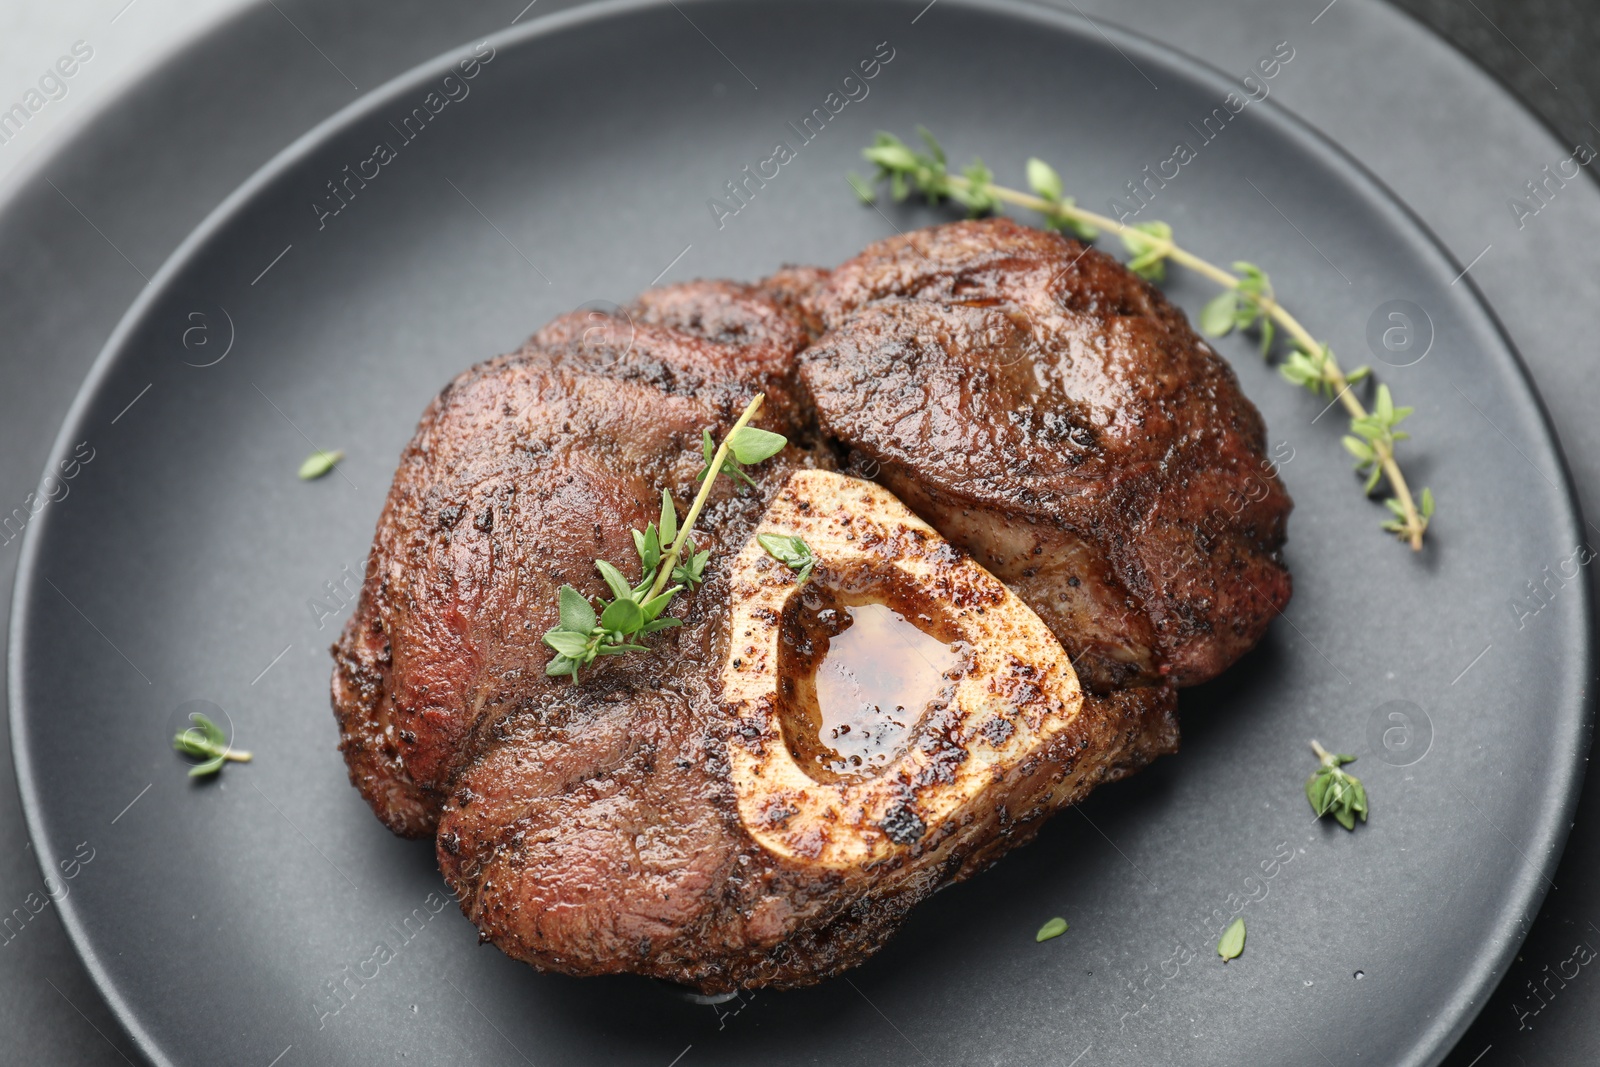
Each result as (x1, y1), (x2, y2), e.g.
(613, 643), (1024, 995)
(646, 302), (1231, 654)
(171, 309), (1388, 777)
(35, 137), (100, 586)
(853, 129), (1434, 550)
(542, 395), (786, 681)
(172, 713), (251, 777)
(1305, 740), (1369, 830)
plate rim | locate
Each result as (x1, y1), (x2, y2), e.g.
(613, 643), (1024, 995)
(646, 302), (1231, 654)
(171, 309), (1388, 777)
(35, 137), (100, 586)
(8, 1), (1592, 1064)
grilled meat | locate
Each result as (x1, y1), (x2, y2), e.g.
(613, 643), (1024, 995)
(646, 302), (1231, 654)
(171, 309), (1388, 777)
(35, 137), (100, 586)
(331, 221), (1290, 989)
(799, 218), (1292, 691)
(331, 281), (817, 836)
(435, 470), (1177, 990)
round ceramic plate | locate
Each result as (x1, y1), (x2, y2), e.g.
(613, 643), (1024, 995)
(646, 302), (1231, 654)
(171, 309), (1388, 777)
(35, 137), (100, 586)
(10, 1), (1590, 1064)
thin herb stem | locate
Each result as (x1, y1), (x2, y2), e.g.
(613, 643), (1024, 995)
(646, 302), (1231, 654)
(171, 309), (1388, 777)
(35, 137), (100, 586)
(955, 176), (1424, 549)
(646, 393), (766, 601)
(183, 731), (251, 763)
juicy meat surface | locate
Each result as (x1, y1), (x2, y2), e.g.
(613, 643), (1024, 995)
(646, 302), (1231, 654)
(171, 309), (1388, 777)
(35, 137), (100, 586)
(331, 221), (1291, 990)
(799, 218), (1292, 690)
(439, 673), (1175, 990)
(332, 281), (817, 836)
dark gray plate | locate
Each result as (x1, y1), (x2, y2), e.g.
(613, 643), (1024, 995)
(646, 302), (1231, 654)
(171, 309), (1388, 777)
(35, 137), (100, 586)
(9, 1), (1590, 1064)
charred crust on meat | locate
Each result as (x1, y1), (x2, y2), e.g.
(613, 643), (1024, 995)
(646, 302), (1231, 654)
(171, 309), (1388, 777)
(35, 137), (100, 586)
(879, 804), (926, 845)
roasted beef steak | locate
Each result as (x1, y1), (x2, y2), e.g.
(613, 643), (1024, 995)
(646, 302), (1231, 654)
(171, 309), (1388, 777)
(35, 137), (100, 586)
(331, 281), (818, 836)
(799, 218), (1292, 692)
(331, 220), (1290, 990)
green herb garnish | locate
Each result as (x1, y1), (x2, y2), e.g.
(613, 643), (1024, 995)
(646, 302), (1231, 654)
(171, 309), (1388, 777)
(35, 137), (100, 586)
(1200, 261), (1275, 355)
(846, 172), (878, 204)
(1120, 220), (1176, 283)
(1306, 740), (1369, 830)
(1025, 154), (1098, 239)
(697, 423), (787, 489)
(298, 449), (343, 480)
(1340, 385), (1436, 535)
(1217, 917), (1246, 960)
(1036, 917), (1069, 942)
(757, 533), (816, 583)
(543, 395), (783, 682)
(853, 129), (1433, 550)
(172, 713), (252, 777)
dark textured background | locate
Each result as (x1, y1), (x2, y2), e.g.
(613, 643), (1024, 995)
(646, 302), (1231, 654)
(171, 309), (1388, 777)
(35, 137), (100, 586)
(1, 1), (1596, 1063)
(1388, 3), (1600, 1063)
(1396, 0), (1600, 150)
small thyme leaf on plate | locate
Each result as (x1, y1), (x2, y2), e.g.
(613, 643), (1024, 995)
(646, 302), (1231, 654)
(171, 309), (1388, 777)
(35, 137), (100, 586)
(1025, 156), (1098, 240)
(298, 449), (343, 480)
(949, 157), (999, 217)
(544, 394), (786, 683)
(1217, 917), (1246, 960)
(1199, 289), (1239, 338)
(757, 533), (816, 583)
(850, 127), (1434, 550)
(846, 171), (878, 204)
(1026, 157), (1062, 202)
(1306, 740), (1369, 830)
(1036, 917), (1069, 942)
(1200, 262), (1276, 356)
(172, 713), (251, 778)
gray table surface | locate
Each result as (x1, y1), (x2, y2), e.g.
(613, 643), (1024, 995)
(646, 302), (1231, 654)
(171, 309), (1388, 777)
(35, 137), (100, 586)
(0, 1), (1595, 1063)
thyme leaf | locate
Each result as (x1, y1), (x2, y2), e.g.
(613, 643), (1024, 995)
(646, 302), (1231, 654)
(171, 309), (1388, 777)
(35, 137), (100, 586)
(172, 713), (251, 778)
(298, 449), (343, 480)
(1217, 917), (1246, 960)
(757, 533), (816, 583)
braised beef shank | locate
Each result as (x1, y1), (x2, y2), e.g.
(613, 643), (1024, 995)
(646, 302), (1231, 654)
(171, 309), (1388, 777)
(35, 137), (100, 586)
(331, 220), (1290, 990)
